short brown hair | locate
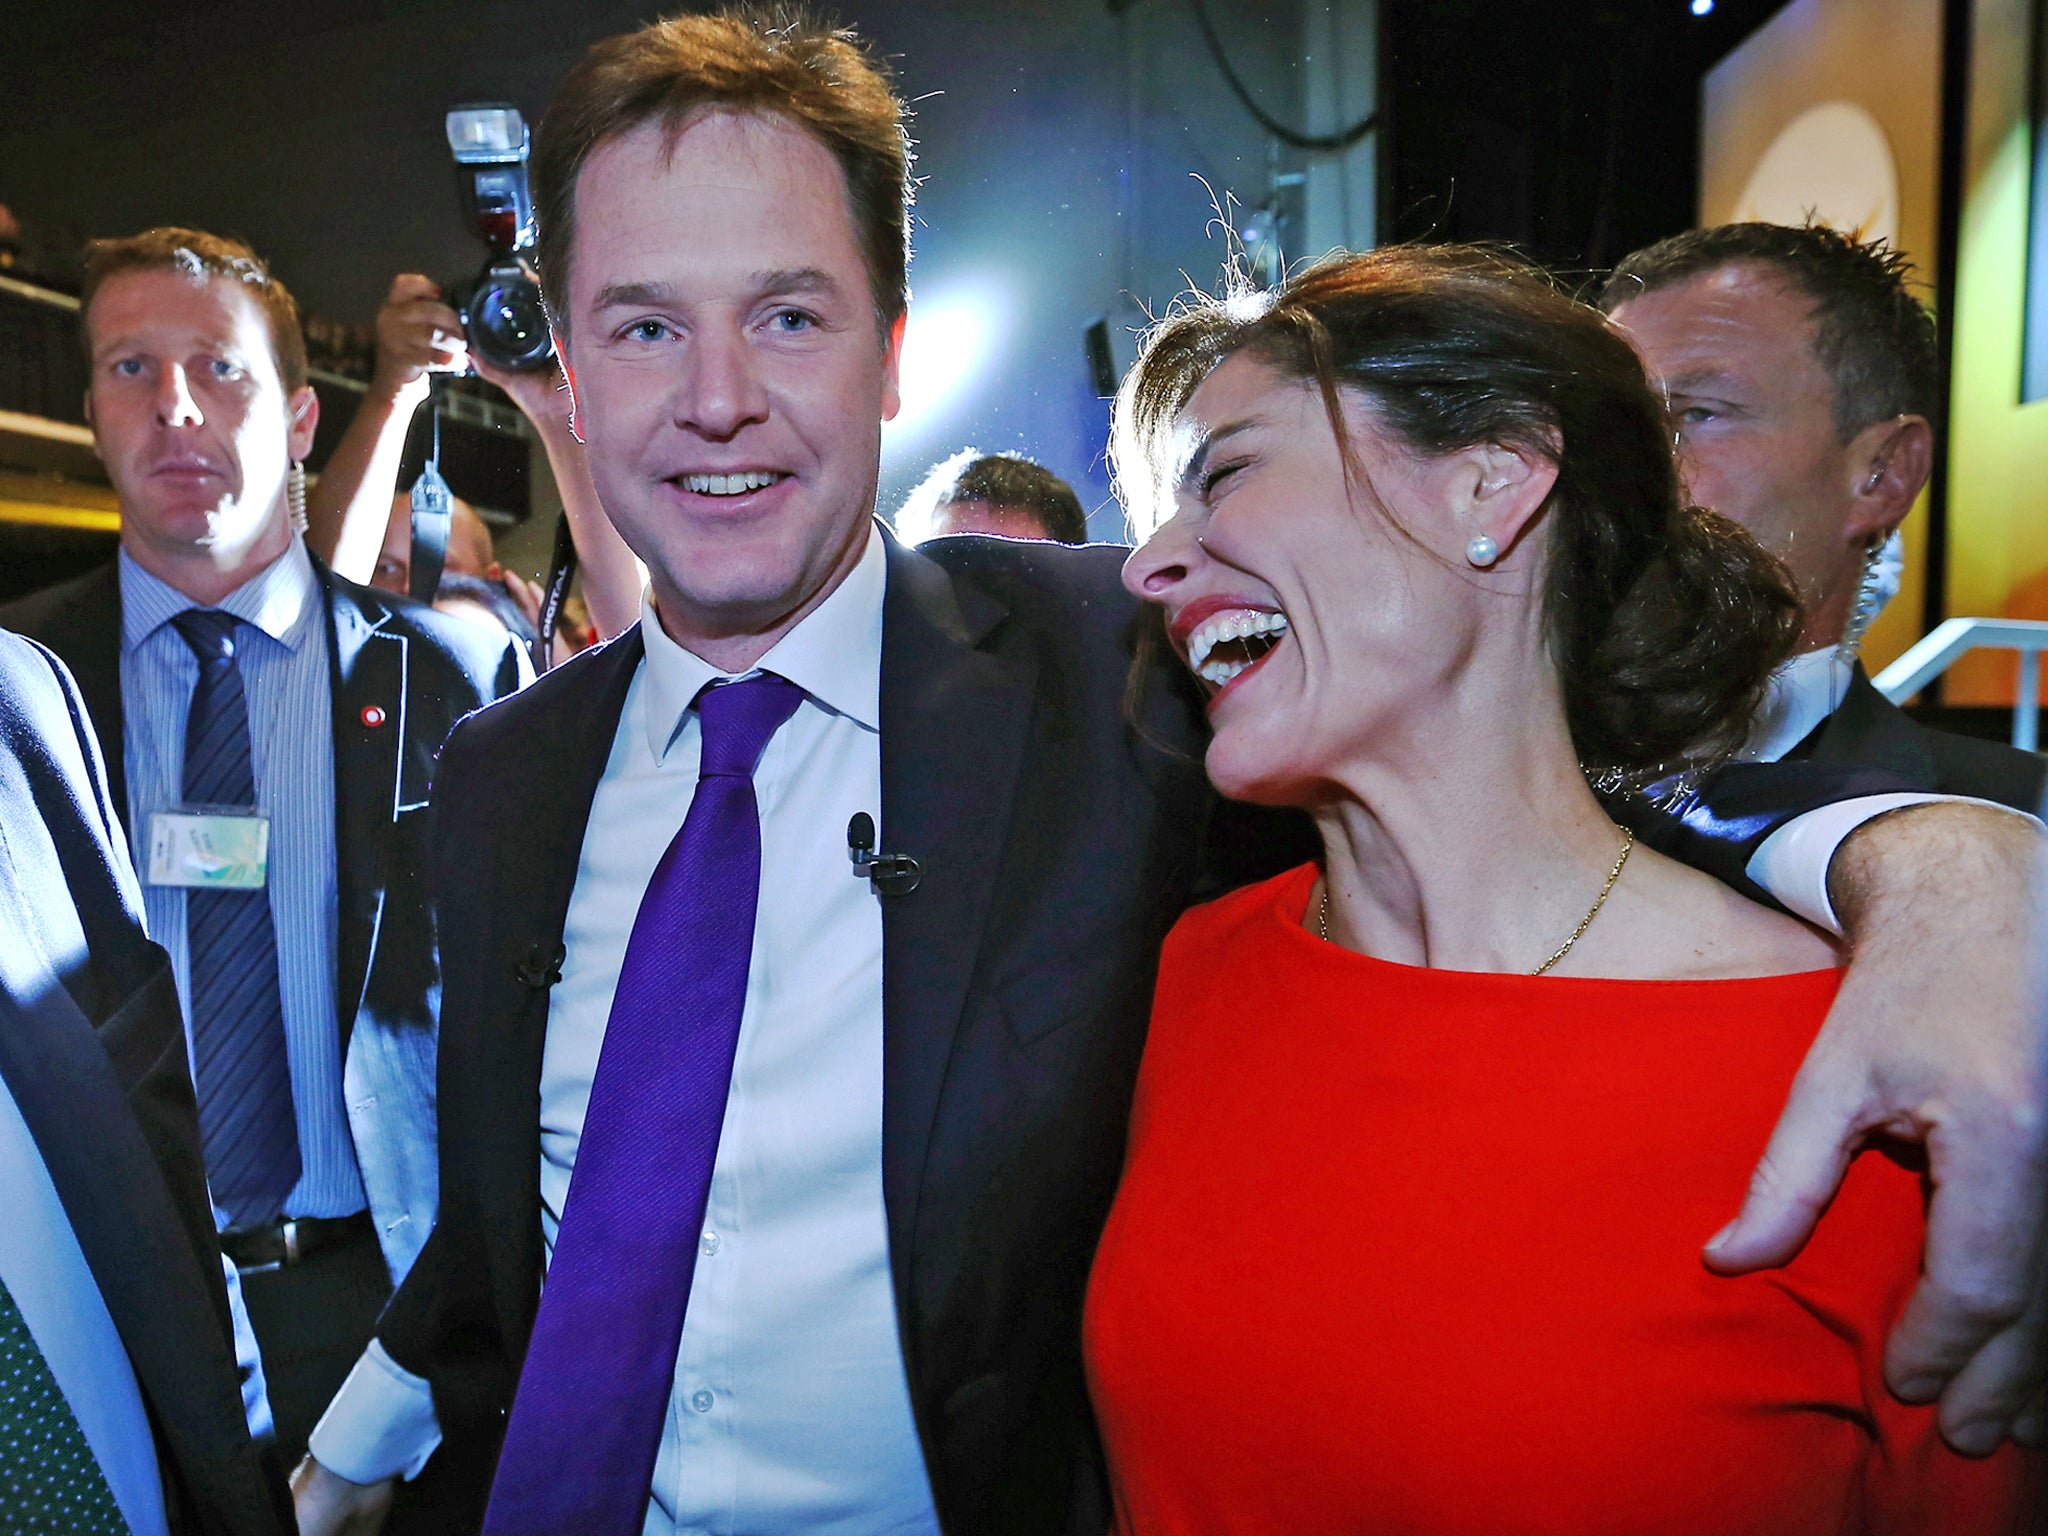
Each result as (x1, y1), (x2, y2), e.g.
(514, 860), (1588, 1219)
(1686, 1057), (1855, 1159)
(902, 449), (1090, 544)
(81, 227), (309, 393)
(1598, 222), (1936, 441)
(533, 5), (913, 334)
(1113, 245), (1802, 775)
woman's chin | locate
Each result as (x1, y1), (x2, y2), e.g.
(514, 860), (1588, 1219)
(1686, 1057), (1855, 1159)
(1203, 737), (1318, 808)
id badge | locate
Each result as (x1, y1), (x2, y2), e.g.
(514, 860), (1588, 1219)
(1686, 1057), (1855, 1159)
(146, 808), (270, 890)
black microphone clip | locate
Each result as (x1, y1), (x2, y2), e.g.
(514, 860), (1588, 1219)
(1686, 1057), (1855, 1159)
(515, 942), (566, 990)
(847, 812), (921, 896)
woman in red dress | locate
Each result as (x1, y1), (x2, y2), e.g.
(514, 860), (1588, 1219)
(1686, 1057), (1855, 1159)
(1083, 246), (2035, 1534)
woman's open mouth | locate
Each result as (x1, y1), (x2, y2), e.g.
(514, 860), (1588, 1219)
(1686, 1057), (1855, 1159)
(1185, 609), (1289, 691)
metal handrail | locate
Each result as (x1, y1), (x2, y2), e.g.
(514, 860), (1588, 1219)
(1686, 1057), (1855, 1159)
(0, 271), (79, 311)
(1871, 617), (2048, 751)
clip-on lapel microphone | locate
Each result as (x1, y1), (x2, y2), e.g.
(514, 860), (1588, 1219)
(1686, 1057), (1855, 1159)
(847, 813), (920, 896)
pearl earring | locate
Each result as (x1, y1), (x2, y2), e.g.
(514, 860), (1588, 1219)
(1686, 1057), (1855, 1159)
(1465, 533), (1499, 567)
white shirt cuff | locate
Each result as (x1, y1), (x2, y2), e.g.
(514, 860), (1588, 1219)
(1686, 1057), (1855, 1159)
(305, 1340), (442, 1484)
(1744, 792), (2042, 934)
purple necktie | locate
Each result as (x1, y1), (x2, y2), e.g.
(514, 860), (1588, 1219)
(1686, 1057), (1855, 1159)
(483, 672), (805, 1536)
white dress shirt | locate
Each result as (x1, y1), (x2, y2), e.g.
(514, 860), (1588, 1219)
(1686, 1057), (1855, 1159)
(1737, 646), (1854, 766)
(313, 525), (939, 1534)
(117, 540), (365, 1220)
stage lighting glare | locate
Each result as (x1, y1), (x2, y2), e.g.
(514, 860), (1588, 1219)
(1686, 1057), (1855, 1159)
(885, 283), (1004, 442)
(1690, 0), (1715, 13)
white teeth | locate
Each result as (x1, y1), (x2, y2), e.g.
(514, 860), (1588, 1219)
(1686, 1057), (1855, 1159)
(1186, 609), (1289, 679)
(681, 471), (782, 496)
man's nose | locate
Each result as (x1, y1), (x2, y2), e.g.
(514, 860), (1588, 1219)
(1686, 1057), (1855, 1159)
(157, 364), (203, 428)
(674, 326), (770, 440)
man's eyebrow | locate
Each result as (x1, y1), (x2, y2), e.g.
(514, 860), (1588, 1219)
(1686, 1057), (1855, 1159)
(1661, 367), (1745, 396)
(751, 267), (842, 299)
(590, 279), (683, 312)
(1178, 418), (1260, 493)
(89, 330), (243, 360)
(589, 268), (846, 312)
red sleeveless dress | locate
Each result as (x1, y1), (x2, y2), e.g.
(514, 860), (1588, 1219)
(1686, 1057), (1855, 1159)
(1084, 864), (2036, 1535)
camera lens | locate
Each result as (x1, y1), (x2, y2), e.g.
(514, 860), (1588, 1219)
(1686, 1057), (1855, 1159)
(460, 254), (554, 372)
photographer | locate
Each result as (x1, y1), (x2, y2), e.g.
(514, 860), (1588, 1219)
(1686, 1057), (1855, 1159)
(372, 487), (591, 664)
(302, 273), (462, 581)
(304, 272), (641, 648)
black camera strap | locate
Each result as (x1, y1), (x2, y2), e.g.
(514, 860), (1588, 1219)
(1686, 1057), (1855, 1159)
(407, 391), (454, 604)
(532, 509), (579, 675)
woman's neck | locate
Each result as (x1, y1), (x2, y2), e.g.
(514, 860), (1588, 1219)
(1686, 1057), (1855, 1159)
(1309, 668), (1627, 974)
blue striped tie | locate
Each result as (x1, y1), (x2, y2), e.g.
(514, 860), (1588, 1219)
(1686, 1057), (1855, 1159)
(171, 609), (301, 1230)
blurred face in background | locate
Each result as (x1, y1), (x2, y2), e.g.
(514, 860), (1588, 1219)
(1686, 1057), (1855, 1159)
(85, 266), (316, 579)
(925, 499), (1058, 542)
(374, 491), (496, 595)
(556, 110), (901, 666)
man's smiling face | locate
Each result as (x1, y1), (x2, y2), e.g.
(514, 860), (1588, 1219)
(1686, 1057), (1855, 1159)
(559, 110), (902, 666)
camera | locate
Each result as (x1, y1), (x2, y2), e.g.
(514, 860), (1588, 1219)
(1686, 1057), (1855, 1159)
(444, 103), (553, 373)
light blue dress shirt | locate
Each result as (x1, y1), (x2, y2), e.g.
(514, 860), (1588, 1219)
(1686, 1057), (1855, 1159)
(0, 1073), (171, 1536)
(118, 540), (366, 1222)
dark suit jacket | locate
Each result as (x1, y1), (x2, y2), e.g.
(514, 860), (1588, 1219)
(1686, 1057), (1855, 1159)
(1623, 664), (2047, 907)
(376, 533), (1243, 1534)
(0, 555), (524, 1278)
(372, 531), (1871, 1533)
(1792, 665), (2046, 811)
(0, 628), (285, 1536)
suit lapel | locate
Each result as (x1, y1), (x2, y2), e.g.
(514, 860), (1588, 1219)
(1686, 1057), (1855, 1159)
(31, 567), (129, 833)
(322, 566), (407, 1043)
(480, 629), (645, 1350)
(1795, 665), (1939, 786)
(877, 538), (1038, 1306)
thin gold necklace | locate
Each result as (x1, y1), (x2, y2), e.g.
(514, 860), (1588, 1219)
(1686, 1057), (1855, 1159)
(1315, 826), (1635, 977)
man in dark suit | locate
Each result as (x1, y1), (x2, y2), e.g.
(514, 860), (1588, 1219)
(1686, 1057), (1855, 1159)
(1602, 220), (2045, 811)
(0, 625), (285, 1534)
(0, 226), (523, 1463)
(298, 15), (2046, 1535)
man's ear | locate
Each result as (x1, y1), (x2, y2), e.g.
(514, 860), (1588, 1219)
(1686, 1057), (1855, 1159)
(1464, 440), (1560, 560)
(286, 386), (320, 463)
(1845, 414), (1933, 540)
(880, 311), (906, 424)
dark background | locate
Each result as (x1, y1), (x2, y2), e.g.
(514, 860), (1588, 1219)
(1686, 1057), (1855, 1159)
(0, 0), (1788, 534)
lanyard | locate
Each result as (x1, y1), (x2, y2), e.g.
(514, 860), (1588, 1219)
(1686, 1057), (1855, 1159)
(409, 389), (454, 604)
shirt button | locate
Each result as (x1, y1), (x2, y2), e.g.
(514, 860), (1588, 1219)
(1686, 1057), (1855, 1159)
(699, 1230), (720, 1256)
(690, 1389), (714, 1414)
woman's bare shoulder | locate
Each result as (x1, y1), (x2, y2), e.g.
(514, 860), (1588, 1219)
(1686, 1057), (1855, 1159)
(1580, 845), (1842, 980)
